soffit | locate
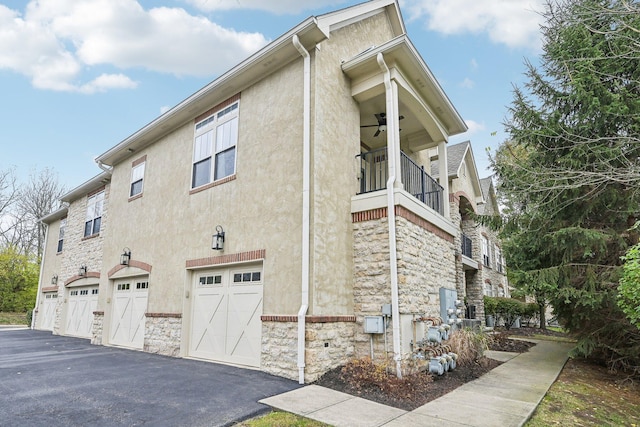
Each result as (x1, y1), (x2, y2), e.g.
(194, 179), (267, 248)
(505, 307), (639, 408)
(342, 35), (467, 137)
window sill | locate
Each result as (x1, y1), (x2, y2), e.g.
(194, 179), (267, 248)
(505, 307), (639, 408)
(190, 174), (236, 195)
(82, 233), (100, 241)
(128, 193), (143, 202)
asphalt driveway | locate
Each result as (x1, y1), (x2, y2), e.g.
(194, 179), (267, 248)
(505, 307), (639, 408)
(0, 329), (300, 426)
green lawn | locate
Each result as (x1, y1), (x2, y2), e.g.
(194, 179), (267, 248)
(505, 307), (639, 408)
(0, 312), (29, 325)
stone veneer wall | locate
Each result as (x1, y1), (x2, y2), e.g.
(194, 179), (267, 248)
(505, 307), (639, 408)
(91, 311), (104, 345)
(144, 314), (182, 357)
(261, 316), (356, 383)
(53, 185), (110, 335)
(352, 207), (456, 361)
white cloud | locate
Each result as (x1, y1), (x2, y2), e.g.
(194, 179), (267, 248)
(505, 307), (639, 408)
(463, 119), (485, 135)
(185, 0), (347, 14)
(470, 58), (478, 70)
(459, 77), (474, 89)
(0, 0), (268, 92)
(160, 105), (171, 115)
(403, 0), (546, 51)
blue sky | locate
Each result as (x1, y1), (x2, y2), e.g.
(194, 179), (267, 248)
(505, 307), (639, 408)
(0, 0), (545, 190)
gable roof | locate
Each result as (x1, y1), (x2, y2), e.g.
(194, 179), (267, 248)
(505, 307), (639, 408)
(96, 0), (403, 167)
(477, 176), (499, 215)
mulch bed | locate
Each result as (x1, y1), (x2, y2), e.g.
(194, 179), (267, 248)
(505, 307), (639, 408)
(313, 327), (549, 411)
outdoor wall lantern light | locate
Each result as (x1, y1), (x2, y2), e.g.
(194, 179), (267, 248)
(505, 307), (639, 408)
(51, 275), (58, 285)
(212, 225), (225, 251)
(79, 265), (87, 276)
(120, 247), (131, 266)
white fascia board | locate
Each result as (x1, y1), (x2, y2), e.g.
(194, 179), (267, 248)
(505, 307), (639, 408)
(60, 171), (111, 203)
(317, 0), (404, 36)
(39, 206), (69, 224)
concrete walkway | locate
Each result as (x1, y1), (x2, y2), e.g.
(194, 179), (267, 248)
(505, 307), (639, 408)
(261, 339), (573, 427)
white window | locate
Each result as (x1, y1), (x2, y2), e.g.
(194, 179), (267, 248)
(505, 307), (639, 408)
(192, 102), (239, 188)
(484, 282), (494, 297)
(57, 218), (66, 253)
(481, 235), (490, 267)
(130, 161), (145, 197)
(84, 190), (104, 237)
(495, 245), (504, 273)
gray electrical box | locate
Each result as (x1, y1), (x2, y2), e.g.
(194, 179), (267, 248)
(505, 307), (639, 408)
(364, 316), (384, 334)
(381, 303), (392, 317)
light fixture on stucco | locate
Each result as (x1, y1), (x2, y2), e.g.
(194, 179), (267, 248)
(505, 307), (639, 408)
(120, 247), (131, 266)
(212, 225), (225, 251)
(51, 275), (58, 285)
(79, 265), (87, 276)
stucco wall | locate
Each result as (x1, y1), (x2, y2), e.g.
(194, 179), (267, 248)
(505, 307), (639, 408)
(100, 58), (305, 322)
(34, 217), (64, 330)
(309, 11), (397, 316)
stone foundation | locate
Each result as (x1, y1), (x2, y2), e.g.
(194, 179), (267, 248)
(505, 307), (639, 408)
(261, 316), (356, 383)
(143, 314), (182, 357)
(91, 311), (104, 345)
(352, 208), (456, 360)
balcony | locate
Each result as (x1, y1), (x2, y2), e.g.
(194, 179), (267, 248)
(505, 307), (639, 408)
(356, 147), (444, 215)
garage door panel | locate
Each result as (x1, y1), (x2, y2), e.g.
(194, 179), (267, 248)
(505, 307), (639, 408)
(110, 281), (148, 349)
(64, 287), (98, 339)
(191, 292), (227, 357)
(41, 293), (57, 331)
(190, 268), (263, 367)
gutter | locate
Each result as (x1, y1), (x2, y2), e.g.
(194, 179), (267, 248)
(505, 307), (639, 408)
(293, 34), (311, 385)
(377, 52), (402, 379)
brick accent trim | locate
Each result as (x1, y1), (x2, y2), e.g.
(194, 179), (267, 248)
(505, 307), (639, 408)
(261, 315), (357, 323)
(195, 93), (241, 123)
(64, 272), (100, 286)
(186, 249), (266, 269)
(145, 312), (182, 318)
(107, 260), (153, 278)
(93, 311), (105, 315)
(189, 174), (236, 195)
(352, 208), (387, 223)
(41, 286), (58, 292)
(132, 155), (147, 167)
(352, 207), (454, 243)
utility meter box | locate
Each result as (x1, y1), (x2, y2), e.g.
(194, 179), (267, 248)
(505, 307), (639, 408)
(364, 316), (384, 334)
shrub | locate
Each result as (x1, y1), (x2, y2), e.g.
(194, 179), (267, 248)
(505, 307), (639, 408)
(447, 328), (489, 366)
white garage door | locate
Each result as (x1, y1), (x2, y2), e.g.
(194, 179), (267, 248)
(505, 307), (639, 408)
(40, 292), (58, 331)
(65, 286), (98, 338)
(110, 279), (149, 349)
(190, 266), (263, 367)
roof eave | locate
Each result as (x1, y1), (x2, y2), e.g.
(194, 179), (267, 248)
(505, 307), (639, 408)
(95, 18), (326, 166)
(39, 206), (68, 224)
(60, 171), (112, 203)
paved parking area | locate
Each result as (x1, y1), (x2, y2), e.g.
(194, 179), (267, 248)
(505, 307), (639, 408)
(0, 330), (300, 426)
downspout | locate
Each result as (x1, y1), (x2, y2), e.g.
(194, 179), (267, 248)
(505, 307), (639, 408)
(32, 222), (49, 329)
(293, 34), (311, 385)
(377, 53), (402, 379)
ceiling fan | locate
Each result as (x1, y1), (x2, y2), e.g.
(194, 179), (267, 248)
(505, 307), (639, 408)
(360, 112), (404, 137)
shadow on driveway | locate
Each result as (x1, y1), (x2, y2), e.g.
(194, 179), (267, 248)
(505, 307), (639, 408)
(0, 330), (301, 426)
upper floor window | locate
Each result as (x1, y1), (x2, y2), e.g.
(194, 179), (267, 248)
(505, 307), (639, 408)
(57, 218), (66, 253)
(130, 158), (146, 198)
(192, 101), (239, 189)
(84, 190), (104, 237)
(481, 235), (490, 267)
(495, 244), (504, 273)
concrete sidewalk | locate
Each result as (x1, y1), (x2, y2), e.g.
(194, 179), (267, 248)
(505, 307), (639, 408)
(260, 339), (573, 427)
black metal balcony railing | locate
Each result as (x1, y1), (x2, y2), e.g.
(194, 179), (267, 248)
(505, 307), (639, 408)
(461, 234), (473, 258)
(356, 147), (444, 215)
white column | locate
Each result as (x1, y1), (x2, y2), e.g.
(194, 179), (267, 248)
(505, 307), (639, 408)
(437, 139), (450, 218)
